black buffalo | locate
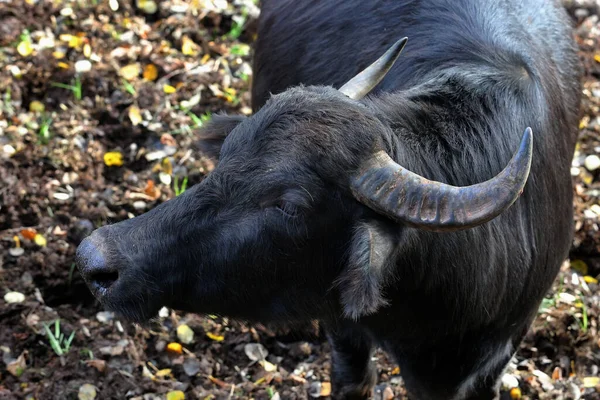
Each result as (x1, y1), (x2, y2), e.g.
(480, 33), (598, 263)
(76, 0), (582, 398)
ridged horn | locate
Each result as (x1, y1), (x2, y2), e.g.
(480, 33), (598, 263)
(350, 128), (534, 232)
(339, 37), (408, 100)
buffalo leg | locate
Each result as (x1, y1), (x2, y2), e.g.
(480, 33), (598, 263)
(395, 336), (517, 400)
(326, 321), (377, 400)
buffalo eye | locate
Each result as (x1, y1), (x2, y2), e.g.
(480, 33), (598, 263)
(274, 201), (300, 218)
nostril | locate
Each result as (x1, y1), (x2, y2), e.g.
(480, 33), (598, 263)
(76, 235), (118, 296)
(89, 270), (119, 292)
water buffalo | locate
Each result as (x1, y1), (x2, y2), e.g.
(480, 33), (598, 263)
(76, 0), (581, 398)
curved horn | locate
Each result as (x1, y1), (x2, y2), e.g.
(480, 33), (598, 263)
(339, 37), (408, 100)
(350, 128), (534, 232)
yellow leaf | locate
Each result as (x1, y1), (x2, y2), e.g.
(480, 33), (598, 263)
(583, 276), (598, 284)
(155, 368), (172, 377)
(181, 36), (199, 56)
(53, 50), (66, 59)
(83, 43), (92, 58)
(166, 391), (185, 400)
(594, 54), (600, 63)
(167, 342), (183, 354)
(176, 324), (194, 344)
(103, 152), (123, 167)
(29, 101), (45, 113)
(128, 105), (143, 126)
(320, 382), (332, 397)
(59, 34), (84, 49)
(143, 64), (158, 81)
(161, 158), (173, 176)
(570, 259), (588, 275)
(206, 332), (224, 342)
(58, 62), (70, 69)
(200, 54), (211, 64)
(509, 388), (521, 399)
(119, 64), (140, 80)
(163, 84), (177, 94)
(391, 366), (400, 375)
(583, 376), (600, 388)
(17, 41), (33, 57)
(34, 234), (47, 247)
(259, 360), (277, 372)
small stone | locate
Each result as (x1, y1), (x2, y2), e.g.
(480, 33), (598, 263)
(8, 248), (24, 257)
(533, 370), (554, 391)
(75, 60), (92, 73)
(3, 144), (16, 156)
(133, 201), (147, 210)
(109, 0), (119, 11)
(53, 192), (71, 200)
(584, 154), (600, 171)
(60, 7), (74, 16)
(4, 291), (25, 304)
(558, 292), (576, 304)
(570, 166), (580, 176)
(96, 311), (115, 323)
(158, 307), (169, 318)
(244, 343), (268, 362)
(183, 357), (201, 376)
(501, 373), (520, 389)
(159, 172), (172, 185)
(78, 384), (97, 400)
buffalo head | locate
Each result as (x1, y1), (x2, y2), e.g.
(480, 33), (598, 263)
(76, 38), (532, 322)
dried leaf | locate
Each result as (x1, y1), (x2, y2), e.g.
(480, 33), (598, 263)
(259, 360), (277, 372)
(583, 276), (598, 284)
(570, 259), (588, 275)
(120, 64), (140, 80)
(78, 384), (97, 400)
(143, 64), (158, 81)
(509, 388), (521, 399)
(34, 234), (47, 247)
(144, 180), (161, 200)
(17, 41), (33, 57)
(163, 84), (177, 94)
(21, 228), (37, 240)
(166, 391), (185, 400)
(177, 324), (194, 344)
(320, 382), (332, 397)
(104, 152), (124, 167)
(29, 101), (45, 113)
(155, 368), (172, 378)
(181, 36), (199, 56)
(391, 366), (400, 375)
(161, 158), (173, 175)
(85, 359), (106, 372)
(583, 377), (600, 388)
(128, 105), (143, 126)
(167, 342), (183, 354)
(206, 332), (224, 342)
(6, 351), (27, 377)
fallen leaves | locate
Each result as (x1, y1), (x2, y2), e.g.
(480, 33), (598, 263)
(143, 64), (159, 81)
(177, 324), (194, 344)
(120, 64), (141, 80)
(167, 342), (183, 354)
(128, 105), (143, 126)
(205, 332), (224, 342)
(103, 151), (124, 167)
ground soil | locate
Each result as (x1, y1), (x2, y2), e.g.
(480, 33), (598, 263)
(0, 1), (599, 399)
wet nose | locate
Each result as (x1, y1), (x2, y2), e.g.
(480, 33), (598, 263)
(76, 235), (119, 298)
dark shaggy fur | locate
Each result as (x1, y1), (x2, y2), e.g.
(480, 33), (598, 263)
(77, 0), (581, 399)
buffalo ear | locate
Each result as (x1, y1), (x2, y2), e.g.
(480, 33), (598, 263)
(335, 220), (397, 320)
(195, 114), (246, 160)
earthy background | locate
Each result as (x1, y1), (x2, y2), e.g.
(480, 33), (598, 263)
(0, 1), (599, 399)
